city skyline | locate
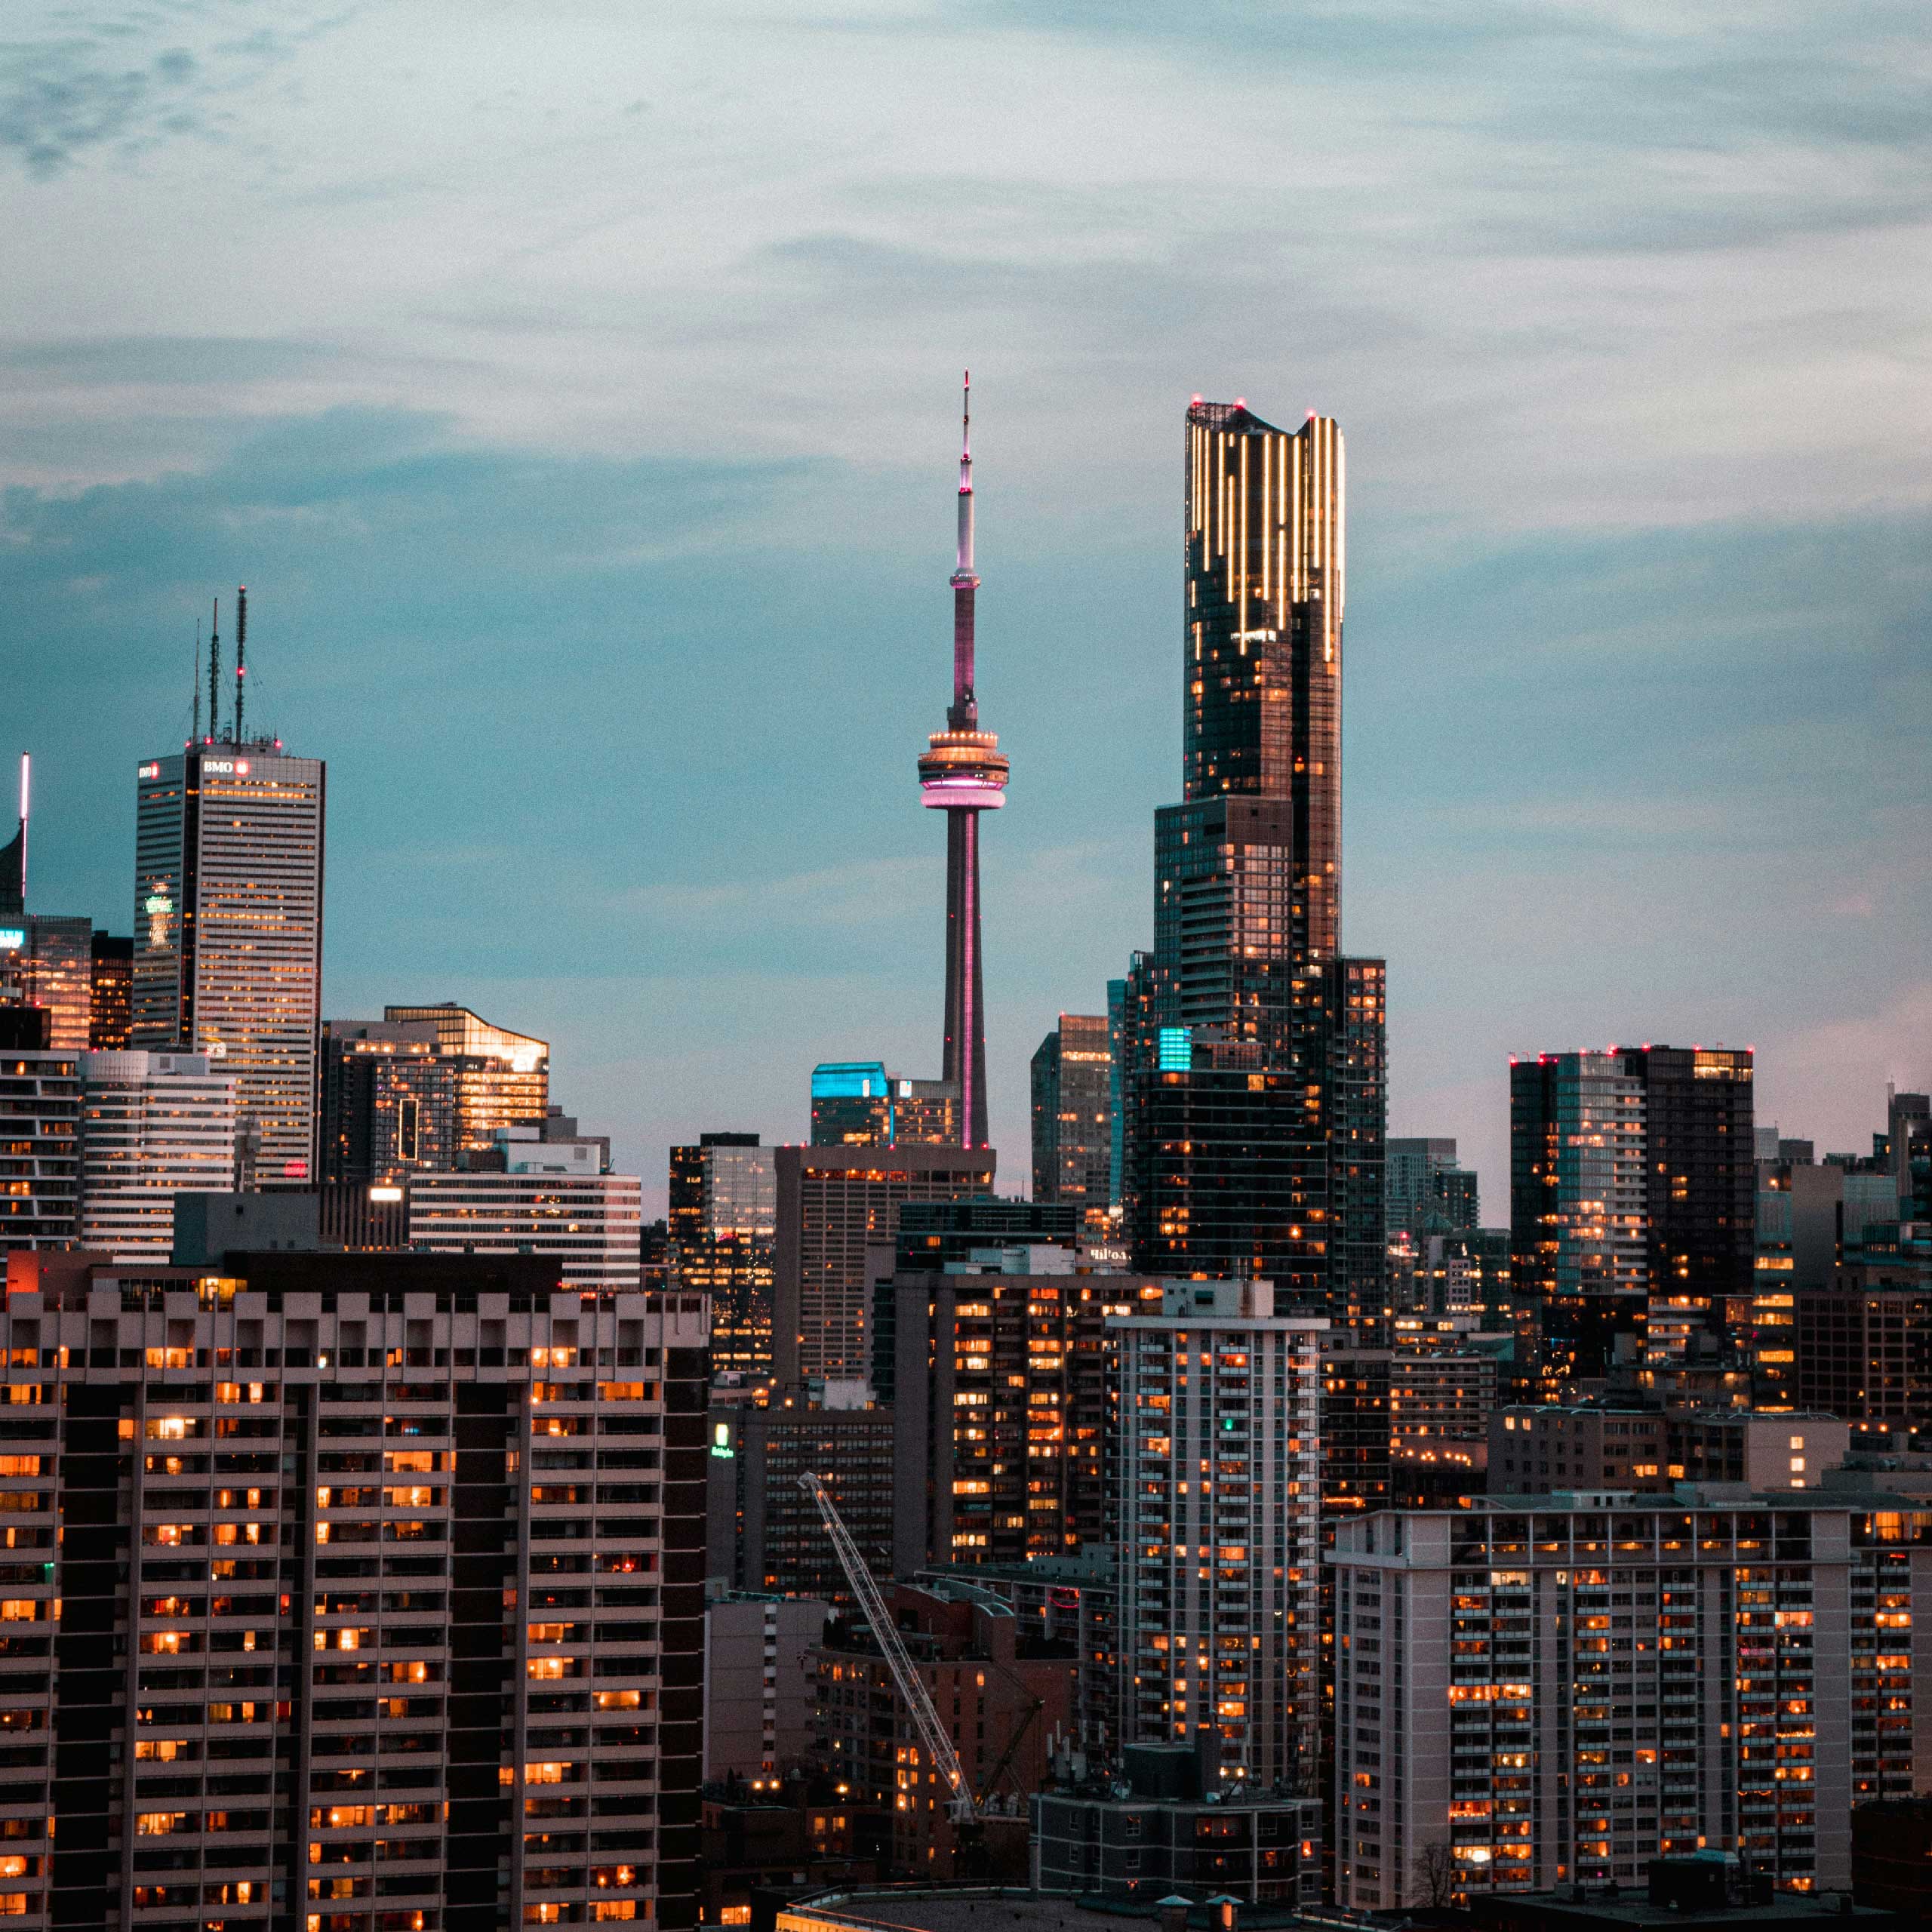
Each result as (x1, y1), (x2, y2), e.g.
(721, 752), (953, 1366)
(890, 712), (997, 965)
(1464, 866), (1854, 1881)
(5, 4), (1927, 1211)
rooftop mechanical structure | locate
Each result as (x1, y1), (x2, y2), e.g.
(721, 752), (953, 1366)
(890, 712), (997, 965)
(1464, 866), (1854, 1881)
(917, 372), (1008, 1150)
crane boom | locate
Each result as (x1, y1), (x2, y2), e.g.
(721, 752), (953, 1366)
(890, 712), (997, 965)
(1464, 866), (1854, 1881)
(798, 1471), (977, 1821)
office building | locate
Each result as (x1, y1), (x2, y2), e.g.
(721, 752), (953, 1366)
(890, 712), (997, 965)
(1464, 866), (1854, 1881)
(706, 1395), (897, 1608)
(88, 931), (132, 1048)
(0, 1244), (709, 1932)
(1487, 1406), (1850, 1495)
(318, 1019), (460, 1186)
(0, 1017), (79, 1250)
(382, 1002), (548, 1153)
(134, 738), (325, 1183)
(808, 1063), (957, 1149)
(915, 374), (1009, 1152)
(1795, 1287), (1932, 1429)
(409, 1126), (643, 1292)
(772, 1141), (994, 1385)
(1331, 1490), (1932, 1908)
(703, 1593), (832, 1782)
(1111, 1279), (1325, 1792)
(1511, 1051), (1650, 1379)
(808, 1578), (1073, 1878)
(1512, 1047), (1755, 1383)
(1033, 1746), (1323, 1906)
(1106, 978), (1128, 1208)
(669, 1134), (777, 1377)
(1387, 1136), (1480, 1241)
(0, 915), (93, 1051)
(0, 758), (94, 1053)
(75, 1048), (236, 1259)
(1624, 1045), (1756, 1347)
(1030, 1014), (1113, 1206)
(1123, 401), (1386, 1335)
(883, 1244), (1149, 1574)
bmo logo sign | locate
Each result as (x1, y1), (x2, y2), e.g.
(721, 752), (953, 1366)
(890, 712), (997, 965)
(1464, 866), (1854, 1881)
(203, 758), (252, 776)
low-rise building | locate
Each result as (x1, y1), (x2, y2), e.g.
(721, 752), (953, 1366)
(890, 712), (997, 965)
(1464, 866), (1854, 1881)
(808, 1578), (1075, 1879)
(705, 1592), (832, 1782)
(1032, 1743), (1322, 1905)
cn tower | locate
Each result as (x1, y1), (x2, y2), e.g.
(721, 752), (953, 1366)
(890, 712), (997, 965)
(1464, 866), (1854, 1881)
(918, 372), (1008, 1149)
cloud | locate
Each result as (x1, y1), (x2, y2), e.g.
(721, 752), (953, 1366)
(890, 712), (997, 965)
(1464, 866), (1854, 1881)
(0, 2), (355, 178)
(0, 35), (201, 177)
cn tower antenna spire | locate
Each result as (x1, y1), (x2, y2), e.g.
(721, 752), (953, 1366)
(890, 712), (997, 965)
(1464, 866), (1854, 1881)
(949, 368), (977, 728)
(919, 368), (1008, 1150)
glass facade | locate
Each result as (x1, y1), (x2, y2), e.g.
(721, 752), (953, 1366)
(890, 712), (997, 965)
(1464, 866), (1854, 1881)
(88, 932), (132, 1049)
(0, 916), (93, 1051)
(383, 1002), (549, 1153)
(318, 1020), (460, 1186)
(667, 1134), (776, 1377)
(808, 1060), (958, 1147)
(1029, 1014), (1112, 1205)
(1123, 402), (1385, 1337)
(1510, 1052), (1650, 1380)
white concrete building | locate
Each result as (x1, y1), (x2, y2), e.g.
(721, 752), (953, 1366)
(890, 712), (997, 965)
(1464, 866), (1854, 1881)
(409, 1128), (642, 1292)
(77, 1048), (235, 1259)
(1109, 1279), (1325, 1792)
(1331, 1487), (1932, 1910)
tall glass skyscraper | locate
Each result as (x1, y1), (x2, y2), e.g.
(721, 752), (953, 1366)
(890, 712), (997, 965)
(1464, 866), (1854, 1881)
(133, 744), (325, 1184)
(1123, 401), (1386, 1334)
(667, 1132), (777, 1377)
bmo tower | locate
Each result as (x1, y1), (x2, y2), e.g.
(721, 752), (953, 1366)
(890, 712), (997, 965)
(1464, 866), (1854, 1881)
(916, 374), (1008, 1150)
(134, 743), (326, 1184)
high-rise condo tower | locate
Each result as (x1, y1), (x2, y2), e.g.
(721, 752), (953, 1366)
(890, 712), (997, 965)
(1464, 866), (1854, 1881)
(917, 374), (1008, 1149)
(1123, 400), (1386, 1336)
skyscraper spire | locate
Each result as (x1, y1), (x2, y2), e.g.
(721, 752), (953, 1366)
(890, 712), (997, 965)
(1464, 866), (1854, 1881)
(919, 372), (1008, 1149)
(949, 369), (977, 730)
(234, 584), (248, 743)
(208, 598), (221, 745)
(192, 620), (202, 747)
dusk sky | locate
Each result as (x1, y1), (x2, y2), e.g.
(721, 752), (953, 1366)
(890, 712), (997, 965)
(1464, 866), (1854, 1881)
(6, 0), (1928, 1212)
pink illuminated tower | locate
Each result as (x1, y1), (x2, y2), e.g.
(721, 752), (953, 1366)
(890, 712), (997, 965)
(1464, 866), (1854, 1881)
(918, 373), (1008, 1149)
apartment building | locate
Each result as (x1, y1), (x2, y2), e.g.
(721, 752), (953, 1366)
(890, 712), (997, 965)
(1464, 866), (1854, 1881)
(1111, 1280), (1326, 1794)
(1331, 1489), (1932, 1909)
(0, 1244), (707, 1932)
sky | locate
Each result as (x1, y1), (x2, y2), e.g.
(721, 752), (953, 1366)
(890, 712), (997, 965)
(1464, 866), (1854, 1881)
(4, 0), (1929, 1213)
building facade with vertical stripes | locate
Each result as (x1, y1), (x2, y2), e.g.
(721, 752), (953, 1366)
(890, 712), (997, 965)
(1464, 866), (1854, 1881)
(0, 1247), (707, 1932)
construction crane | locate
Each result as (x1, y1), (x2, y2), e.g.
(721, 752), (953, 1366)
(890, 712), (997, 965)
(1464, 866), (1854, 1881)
(798, 1470), (985, 1823)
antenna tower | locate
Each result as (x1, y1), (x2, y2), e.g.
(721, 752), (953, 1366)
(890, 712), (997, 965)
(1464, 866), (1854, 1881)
(192, 620), (202, 746)
(208, 599), (221, 745)
(234, 585), (248, 743)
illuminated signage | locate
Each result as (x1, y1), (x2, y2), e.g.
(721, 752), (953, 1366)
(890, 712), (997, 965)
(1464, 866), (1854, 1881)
(199, 758), (252, 777)
(0, 929), (22, 953)
(709, 1422), (735, 1461)
(137, 761), (162, 780)
(1158, 1026), (1192, 1072)
(368, 1185), (404, 1204)
(282, 1160), (309, 1180)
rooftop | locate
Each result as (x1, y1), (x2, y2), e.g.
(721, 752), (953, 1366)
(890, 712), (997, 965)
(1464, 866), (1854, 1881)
(776, 1890), (1324, 1932)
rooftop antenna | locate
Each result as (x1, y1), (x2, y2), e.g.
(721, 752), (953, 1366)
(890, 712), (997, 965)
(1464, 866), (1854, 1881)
(208, 598), (221, 746)
(15, 755), (25, 900)
(234, 585), (247, 744)
(192, 618), (202, 746)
